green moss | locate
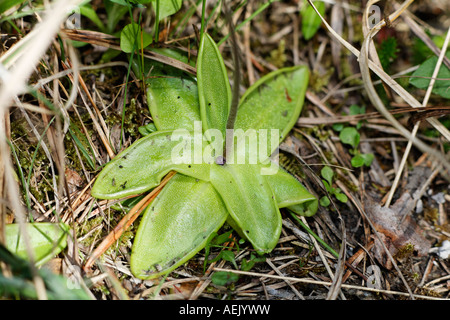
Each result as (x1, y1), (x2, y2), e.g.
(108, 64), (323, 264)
(279, 152), (306, 179)
(267, 39), (287, 68)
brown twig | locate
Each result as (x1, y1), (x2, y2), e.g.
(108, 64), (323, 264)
(60, 29), (196, 75)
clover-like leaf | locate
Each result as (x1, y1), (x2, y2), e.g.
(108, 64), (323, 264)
(120, 23), (153, 53)
(5, 222), (69, 267)
(130, 174), (228, 279)
(91, 130), (211, 199)
(152, 0), (182, 20)
(197, 33), (232, 139)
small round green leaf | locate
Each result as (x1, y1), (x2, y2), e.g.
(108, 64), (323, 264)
(120, 23), (153, 53)
(339, 127), (360, 148)
(320, 166), (334, 185)
(319, 196), (331, 207)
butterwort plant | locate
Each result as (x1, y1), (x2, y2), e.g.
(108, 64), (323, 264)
(91, 33), (318, 279)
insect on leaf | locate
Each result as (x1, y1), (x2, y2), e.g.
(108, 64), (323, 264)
(91, 130), (211, 199)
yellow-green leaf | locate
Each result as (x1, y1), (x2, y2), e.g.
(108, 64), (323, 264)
(130, 174), (228, 279)
(5, 222), (69, 267)
(266, 167), (318, 217)
(234, 66), (309, 159)
(147, 71), (201, 131)
(210, 164), (281, 253)
(197, 33), (232, 139)
(91, 130), (211, 199)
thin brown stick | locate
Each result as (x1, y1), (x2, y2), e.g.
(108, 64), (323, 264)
(60, 29), (196, 75)
(83, 171), (176, 271)
(62, 60), (116, 160)
(212, 268), (448, 300)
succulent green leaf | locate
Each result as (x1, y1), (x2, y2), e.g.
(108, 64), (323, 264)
(91, 130), (211, 199)
(5, 222), (69, 267)
(210, 164), (281, 253)
(147, 71), (201, 131)
(266, 167), (318, 217)
(234, 66), (309, 159)
(130, 174), (228, 279)
(197, 33), (232, 139)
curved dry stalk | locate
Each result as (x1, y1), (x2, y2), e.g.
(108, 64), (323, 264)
(385, 26), (450, 207)
(305, 0), (426, 300)
(358, 0), (420, 300)
(83, 171), (176, 271)
(305, 0), (450, 178)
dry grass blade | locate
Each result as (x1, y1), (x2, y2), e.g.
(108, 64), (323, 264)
(0, 0), (87, 300)
(212, 268), (447, 300)
(83, 171), (176, 271)
(297, 106), (450, 126)
(266, 258), (305, 300)
(60, 29), (197, 75)
(385, 26), (450, 207)
(62, 60), (116, 159)
(305, 0), (450, 179)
